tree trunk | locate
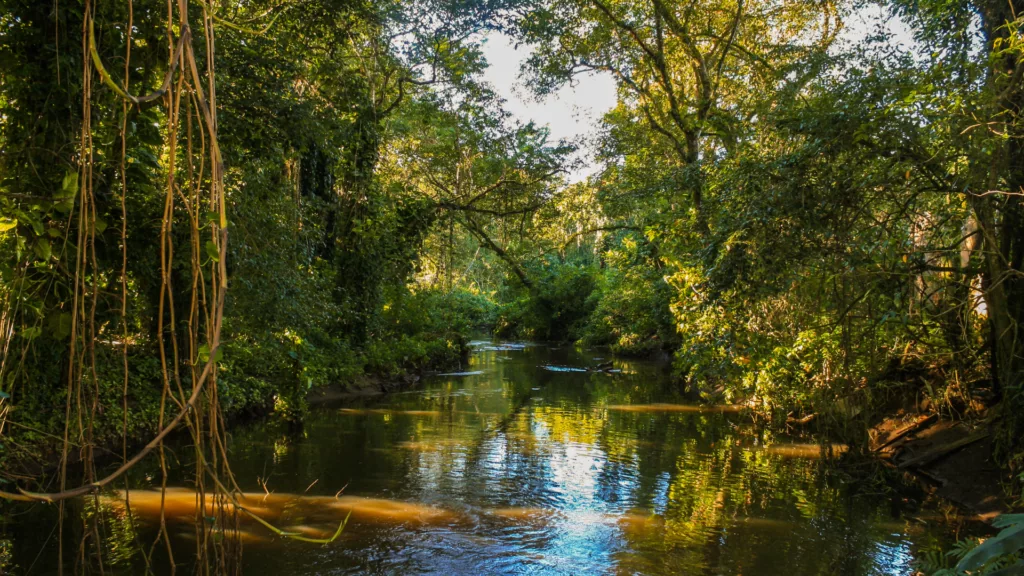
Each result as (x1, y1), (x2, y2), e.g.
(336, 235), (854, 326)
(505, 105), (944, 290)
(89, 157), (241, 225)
(976, 0), (1024, 464)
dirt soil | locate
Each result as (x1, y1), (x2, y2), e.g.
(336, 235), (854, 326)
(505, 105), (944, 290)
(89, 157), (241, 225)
(871, 411), (1015, 519)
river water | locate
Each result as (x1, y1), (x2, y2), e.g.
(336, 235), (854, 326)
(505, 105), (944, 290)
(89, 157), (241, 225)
(8, 341), (965, 575)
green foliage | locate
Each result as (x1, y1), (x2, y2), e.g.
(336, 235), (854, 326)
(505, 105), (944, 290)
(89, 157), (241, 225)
(363, 334), (466, 377)
(956, 515), (1024, 574)
(0, 537), (13, 573)
(917, 515), (1024, 576)
(362, 288), (481, 376)
(495, 258), (598, 342)
(0, 0), (510, 469)
(481, 0), (1024, 483)
(583, 239), (677, 356)
(2, 0), (1023, 512)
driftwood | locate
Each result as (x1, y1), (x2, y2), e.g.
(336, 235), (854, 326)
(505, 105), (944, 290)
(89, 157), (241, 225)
(874, 414), (938, 452)
(898, 429), (990, 469)
(786, 413), (817, 426)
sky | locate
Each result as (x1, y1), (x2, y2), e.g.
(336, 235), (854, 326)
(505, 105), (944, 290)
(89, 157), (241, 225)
(479, 34), (618, 183)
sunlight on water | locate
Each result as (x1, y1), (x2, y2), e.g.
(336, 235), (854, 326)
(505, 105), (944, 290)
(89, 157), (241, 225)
(9, 342), (966, 574)
(540, 365), (590, 372)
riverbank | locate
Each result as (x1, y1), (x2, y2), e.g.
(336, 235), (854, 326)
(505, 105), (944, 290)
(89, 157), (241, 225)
(307, 373), (424, 404)
(870, 410), (1016, 518)
(0, 336), (467, 485)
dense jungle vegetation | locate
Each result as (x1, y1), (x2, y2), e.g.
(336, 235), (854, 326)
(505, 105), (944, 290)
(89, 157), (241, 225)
(0, 0), (1023, 570)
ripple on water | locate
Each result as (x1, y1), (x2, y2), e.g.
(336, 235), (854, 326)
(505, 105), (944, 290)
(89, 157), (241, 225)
(435, 370), (485, 376)
(540, 365), (589, 373)
(38, 343), (957, 576)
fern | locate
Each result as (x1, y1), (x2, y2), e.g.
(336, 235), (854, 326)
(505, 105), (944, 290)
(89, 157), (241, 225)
(950, 538), (980, 561)
(953, 515), (1024, 575)
(915, 545), (953, 574)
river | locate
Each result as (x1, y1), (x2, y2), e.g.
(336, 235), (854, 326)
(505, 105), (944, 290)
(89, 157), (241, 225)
(8, 340), (966, 574)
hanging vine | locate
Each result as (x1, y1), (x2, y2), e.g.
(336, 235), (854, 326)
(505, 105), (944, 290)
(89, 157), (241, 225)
(0, 1), (345, 572)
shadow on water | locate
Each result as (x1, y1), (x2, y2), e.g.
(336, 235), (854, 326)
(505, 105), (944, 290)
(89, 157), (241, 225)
(9, 341), (972, 575)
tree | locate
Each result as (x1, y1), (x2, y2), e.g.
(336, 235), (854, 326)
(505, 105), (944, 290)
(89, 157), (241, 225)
(513, 0), (838, 232)
(382, 95), (572, 290)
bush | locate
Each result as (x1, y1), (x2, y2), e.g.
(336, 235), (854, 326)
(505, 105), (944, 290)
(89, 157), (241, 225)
(360, 287), (485, 377)
(495, 258), (598, 342)
(583, 265), (677, 356)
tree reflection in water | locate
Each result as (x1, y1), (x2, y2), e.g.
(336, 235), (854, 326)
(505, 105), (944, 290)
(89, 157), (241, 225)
(11, 342), (961, 575)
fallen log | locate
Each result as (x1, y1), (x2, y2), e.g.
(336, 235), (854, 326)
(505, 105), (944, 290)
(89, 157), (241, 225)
(786, 413), (816, 426)
(874, 414), (938, 452)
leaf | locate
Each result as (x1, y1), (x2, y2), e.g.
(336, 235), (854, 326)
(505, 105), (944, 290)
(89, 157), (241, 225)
(33, 238), (51, 261)
(16, 210), (43, 236)
(47, 312), (72, 340)
(20, 326), (41, 340)
(134, 148), (160, 168)
(205, 240), (220, 262)
(986, 560), (1024, 576)
(197, 344), (223, 364)
(94, 217), (108, 235)
(957, 523), (1024, 571)
(61, 171), (79, 198)
(0, 218), (16, 233)
(992, 515), (1024, 529)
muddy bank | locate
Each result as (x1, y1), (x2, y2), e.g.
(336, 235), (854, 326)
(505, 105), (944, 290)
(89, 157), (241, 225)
(307, 372), (423, 404)
(870, 412), (1016, 518)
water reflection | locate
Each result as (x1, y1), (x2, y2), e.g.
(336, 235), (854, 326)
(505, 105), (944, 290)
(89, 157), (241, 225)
(9, 341), (960, 574)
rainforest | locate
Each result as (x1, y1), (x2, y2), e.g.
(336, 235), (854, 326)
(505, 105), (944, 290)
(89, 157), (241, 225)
(0, 0), (1023, 574)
